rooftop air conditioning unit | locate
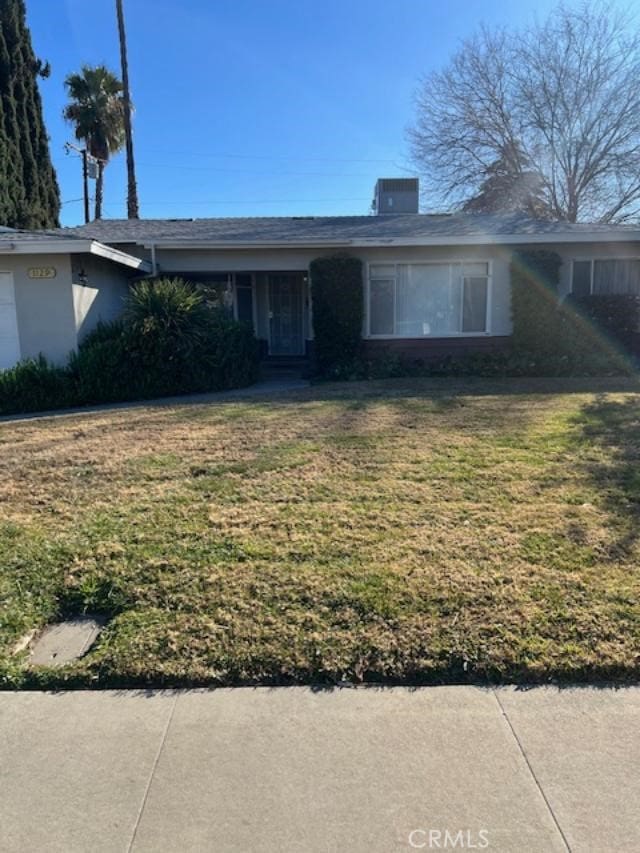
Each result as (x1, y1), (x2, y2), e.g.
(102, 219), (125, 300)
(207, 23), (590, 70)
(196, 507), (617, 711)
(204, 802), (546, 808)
(373, 178), (419, 214)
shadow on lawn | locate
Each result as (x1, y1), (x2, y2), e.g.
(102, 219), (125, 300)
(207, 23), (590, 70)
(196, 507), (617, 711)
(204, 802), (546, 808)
(3, 375), (640, 426)
(571, 393), (640, 555)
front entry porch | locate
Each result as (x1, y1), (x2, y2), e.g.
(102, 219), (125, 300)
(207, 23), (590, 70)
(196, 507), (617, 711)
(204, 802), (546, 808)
(179, 270), (311, 360)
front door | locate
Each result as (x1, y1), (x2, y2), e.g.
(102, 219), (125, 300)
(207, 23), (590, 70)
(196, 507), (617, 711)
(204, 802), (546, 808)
(268, 274), (304, 355)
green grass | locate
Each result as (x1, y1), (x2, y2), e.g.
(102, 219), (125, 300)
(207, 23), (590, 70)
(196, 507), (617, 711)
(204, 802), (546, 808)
(1, 376), (640, 688)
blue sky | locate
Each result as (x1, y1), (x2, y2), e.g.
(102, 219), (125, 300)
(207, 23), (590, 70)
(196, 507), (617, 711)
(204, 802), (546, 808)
(27, 0), (608, 225)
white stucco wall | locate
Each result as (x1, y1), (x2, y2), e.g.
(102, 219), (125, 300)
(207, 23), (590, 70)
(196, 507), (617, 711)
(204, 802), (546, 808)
(0, 251), (135, 369)
(71, 254), (131, 341)
(153, 244), (513, 339)
(129, 239), (640, 346)
(0, 253), (77, 365)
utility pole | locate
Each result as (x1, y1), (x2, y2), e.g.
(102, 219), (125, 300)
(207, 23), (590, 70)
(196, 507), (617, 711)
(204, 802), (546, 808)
(81, 149), (89, 224)
(65, 142), (91, 224)
(116, 0), (140, 219)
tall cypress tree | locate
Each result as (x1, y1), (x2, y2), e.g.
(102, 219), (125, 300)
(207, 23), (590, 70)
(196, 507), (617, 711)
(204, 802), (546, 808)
(0, 0), (60, 228)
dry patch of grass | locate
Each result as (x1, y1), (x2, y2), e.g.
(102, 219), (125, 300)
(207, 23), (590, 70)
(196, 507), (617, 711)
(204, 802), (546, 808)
(1, 377), (639, 687)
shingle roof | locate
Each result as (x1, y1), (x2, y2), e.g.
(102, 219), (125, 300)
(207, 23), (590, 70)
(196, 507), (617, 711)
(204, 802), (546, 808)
(0, 227), (80, 244)
(57, 213), (640, 246)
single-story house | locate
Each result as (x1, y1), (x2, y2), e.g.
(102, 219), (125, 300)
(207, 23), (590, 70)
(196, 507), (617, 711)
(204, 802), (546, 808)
(2, 178), (640, 370)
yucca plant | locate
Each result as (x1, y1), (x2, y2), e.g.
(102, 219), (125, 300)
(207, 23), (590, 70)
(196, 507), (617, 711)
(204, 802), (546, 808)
(124, 278), (213, 393)
(125, 278), (211, 351)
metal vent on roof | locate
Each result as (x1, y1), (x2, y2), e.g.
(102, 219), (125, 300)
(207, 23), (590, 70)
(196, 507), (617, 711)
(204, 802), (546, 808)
(378, 179), (417, 193)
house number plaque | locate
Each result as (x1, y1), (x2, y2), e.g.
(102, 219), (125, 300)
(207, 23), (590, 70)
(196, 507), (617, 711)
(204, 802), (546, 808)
(28, 267), (57, 279)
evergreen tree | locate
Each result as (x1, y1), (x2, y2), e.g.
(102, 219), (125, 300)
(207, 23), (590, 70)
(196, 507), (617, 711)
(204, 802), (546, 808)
(462, 143), (551, 218)
(0, 0), (60, 229)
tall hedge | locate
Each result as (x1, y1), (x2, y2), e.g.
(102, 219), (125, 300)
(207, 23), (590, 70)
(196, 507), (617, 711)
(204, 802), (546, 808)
(310, 254), (363, 375)
(563, 293), (640, 354)
(0, 0), (60, 228)
(510, 250), (563, 353)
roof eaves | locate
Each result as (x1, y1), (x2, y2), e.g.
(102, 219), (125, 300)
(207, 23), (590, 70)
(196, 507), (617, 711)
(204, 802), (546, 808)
(0, 235), (152, 272)
(143, 239), (355, 250)
(141, 230), (640, 250)
(0, 237), (95, 254)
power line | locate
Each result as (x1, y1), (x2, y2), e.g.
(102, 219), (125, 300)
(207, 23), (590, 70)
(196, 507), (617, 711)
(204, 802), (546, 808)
(135, 162), (412, 178)
(55, 156), (415, 180)
(140, 148), (405, 165)
(62, 196), (373, 207)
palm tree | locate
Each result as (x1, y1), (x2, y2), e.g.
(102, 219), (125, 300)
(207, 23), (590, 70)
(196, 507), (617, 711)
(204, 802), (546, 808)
(63, 65), (125, 220)
(116, 0), (139, 219)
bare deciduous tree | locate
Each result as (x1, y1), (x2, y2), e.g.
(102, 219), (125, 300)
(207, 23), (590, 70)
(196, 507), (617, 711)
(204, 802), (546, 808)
(409, 3), (640, 222)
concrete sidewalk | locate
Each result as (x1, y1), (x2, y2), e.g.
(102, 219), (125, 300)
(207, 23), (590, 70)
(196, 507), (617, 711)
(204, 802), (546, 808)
(0, 687), (638, 852)
(0, 376), (310, 424)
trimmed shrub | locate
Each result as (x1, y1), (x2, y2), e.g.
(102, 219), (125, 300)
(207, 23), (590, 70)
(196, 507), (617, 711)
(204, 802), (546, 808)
(69, 320), (142, 404)
(510, 250), (563, 353)
(201, 308), (260, 391)
(348, 344), (636, 382)
(0, 356), (73, 415)
(310, 254), (363, 376)
(122, 278), (258, 397)
(563, 293), (640, 353)
(74, 282), (259, 400)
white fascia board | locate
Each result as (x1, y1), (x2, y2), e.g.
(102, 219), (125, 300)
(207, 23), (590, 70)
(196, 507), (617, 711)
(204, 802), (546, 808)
(355, 232), (640, 246)
(0, 239), (95, 255)
(144, 240), (354, 250)
(0, 238), (151, 272)
(88, 240), (152, 271)
(142, 232), (640, 251)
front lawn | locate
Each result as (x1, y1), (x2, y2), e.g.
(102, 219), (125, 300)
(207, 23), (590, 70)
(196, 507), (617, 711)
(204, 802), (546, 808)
(1, 377), (639, 687)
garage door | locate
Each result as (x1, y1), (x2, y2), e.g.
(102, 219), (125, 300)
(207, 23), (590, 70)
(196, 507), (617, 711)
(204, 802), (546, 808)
(0, 272), (21, 370)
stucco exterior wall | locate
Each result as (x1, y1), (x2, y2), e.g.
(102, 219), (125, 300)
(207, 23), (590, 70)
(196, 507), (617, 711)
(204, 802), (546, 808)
(136, 239), (640, 357)
(153, 244), (513, 342)
(0, 253), (77, 364)
(0, 251), (136, 368)
(71, 254), (131, 341)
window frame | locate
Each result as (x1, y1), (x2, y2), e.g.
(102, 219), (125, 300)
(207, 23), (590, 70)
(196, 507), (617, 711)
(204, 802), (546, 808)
(232, 272), (257, 329)
(570, 259), (595, 296)
(570, 257), (640, 296)
(365, 259), (493, 339)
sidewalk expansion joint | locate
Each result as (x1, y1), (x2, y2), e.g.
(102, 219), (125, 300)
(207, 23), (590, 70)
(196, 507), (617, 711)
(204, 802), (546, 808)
(126, 692), (179, 853)
(492, 689), (572, 852)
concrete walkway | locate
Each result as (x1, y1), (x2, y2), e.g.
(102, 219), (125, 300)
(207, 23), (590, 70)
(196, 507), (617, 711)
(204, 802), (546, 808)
(0, 376), (310, 424)
(1, 686), (638, 852)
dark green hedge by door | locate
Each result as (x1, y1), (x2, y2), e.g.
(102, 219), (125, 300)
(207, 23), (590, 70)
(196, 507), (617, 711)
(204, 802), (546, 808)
(310, 255), (363, 377)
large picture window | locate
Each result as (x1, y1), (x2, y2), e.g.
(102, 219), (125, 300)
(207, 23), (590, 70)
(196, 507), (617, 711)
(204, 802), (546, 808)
(367, 262), (490, 337)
